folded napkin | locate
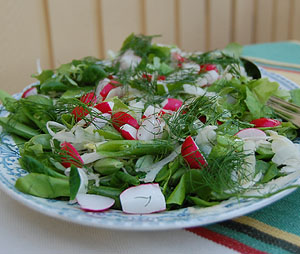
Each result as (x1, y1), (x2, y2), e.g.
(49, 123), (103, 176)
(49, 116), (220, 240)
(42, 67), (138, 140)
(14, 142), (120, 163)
(185, 41), (300, 254)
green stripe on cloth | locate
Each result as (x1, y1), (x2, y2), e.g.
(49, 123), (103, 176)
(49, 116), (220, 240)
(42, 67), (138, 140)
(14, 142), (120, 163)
(242, 42), (300, 66)
(247, 188), (300, 236)
(220, 220), (300, 253)
(206, 224), (291, 254)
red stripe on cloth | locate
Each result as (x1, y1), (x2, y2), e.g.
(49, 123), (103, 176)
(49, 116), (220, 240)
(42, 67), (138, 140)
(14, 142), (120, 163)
(186, 227), (268, 254)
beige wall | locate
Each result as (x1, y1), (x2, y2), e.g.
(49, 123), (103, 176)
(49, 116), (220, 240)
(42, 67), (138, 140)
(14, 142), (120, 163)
(1, 0), (300, 94)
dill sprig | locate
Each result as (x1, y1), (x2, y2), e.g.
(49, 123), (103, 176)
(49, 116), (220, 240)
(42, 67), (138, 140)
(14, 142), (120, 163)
(185, 147), (252, 199)
(164, 95), (223, 141)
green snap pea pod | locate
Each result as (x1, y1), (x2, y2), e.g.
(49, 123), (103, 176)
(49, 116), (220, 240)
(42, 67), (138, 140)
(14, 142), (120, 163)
(94, 158), (124, 175)
(96, 140), (174, 157)
(15, 173), (70, 198)
(94, 126), (124, 140)
(115, 171), (140, 186)
(0, 117), (40, 139)
(88, 185), (123, 209)
(187, 196), (220, 207)
(19, 155), (67, 179)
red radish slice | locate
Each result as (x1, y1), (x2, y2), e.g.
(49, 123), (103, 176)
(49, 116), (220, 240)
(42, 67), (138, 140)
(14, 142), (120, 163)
(21, 87), (38, 98)
(61, 142), (83, 168)
(94, 101), (114, 114)
(71, 106), (89, 122)
(76, 194), (115, 212)
(162, 98), (183, 111)
(120, 124), (137, 140)
(142, 73), (152, 81)
(96, 78), (110, 101)
(112, 111), (139, 131)
(181, 136), (207, 169)
(172, 52), (185, 63)
(157, 75), (166, 81)
(120, 183), (166, 214)
(105, 86), (123, 100)
(200, 64), (218, 73)
(235, 128), (267, 139)
(100, 83), (117, 99)
(250, 118), (281, 128)
(80, 92), (97, 105)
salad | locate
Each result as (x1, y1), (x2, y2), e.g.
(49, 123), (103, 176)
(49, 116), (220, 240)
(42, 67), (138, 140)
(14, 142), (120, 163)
(1, 33), (300, 214)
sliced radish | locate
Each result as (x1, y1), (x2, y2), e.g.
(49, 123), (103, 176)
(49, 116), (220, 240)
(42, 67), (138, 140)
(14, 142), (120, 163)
(93, 112), (111, 129)
(80, 92), (97, 105)
(162, 98), (183, 111)
(120, 183), (166, 214)
(250, 118), (281, 128)
(96, 78), (110, 101)
(157, 75), (166, 81)
(181, 136), (207, 169)
(105, 86), (123, 100)
(172, 52), (185, 63)
(235, 128), (267, 140)
(142, 73), (152, 82)
(61, 142), (84, 168)
(200, 64), (218, 73)
(21, 87), (38, 98)
(142, 105), (161, 119)
(120, 124), (137, 140)
(137, 115), (164, 141)
(100, 83), (117, 99)
(71, 106), (89, 122)
(76, 194), (115, 212)
(111, 111), (139, 131)
(94, 101), (114, 114)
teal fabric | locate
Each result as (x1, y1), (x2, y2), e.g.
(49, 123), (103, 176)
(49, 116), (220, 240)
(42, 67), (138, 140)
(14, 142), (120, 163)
(243, 42), (300, 66)
(248, 188), (300, 236)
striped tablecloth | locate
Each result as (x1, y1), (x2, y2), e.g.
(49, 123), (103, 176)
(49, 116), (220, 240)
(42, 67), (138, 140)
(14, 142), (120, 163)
(1, 41), (300, 254)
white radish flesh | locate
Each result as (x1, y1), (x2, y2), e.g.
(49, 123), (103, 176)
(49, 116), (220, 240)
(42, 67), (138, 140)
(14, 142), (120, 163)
(120, 183), (166, 214)
(235, 128), (267, 140)
(137, 115), (164, 141)
(76, 194), (115, 212)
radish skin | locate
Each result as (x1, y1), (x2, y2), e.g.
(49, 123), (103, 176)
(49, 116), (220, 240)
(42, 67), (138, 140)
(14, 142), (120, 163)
(94, 101), (114, 114)
(21, 87), (38, 98)
(61, 142), (84, 168)
(162, 98), (183, 111)
(112, 112), (139, 131)
(250, 118), (281, 128)
(181, 136), (207, 169)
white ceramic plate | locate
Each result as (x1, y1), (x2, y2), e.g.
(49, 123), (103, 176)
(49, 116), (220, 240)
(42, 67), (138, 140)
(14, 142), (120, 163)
(0, 68), (300, 231)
